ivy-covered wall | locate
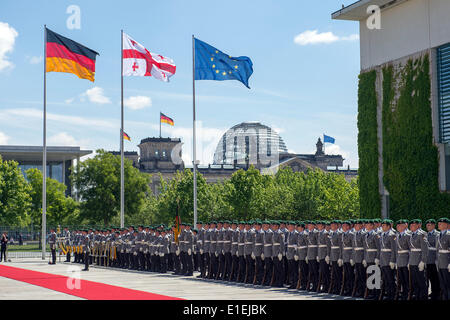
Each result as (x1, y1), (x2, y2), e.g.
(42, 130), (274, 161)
(358, 53), (450, 220)
(357, 70), (381, 218)
(381, 54), (450, 221)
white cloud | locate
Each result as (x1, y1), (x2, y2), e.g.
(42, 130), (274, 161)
(124, 95), (152, 110)
(82, 87), (111, 104)
(0, 22), (18, 71)
(65, 97), (75, 104)
(0, 131), (10, 144)
(48, 132), (78, 146)
(26, 55), (43, 64)
(323, 144), (350, 163)
(294, 30), (359, 45)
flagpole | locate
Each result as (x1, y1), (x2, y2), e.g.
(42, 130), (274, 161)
(160, 111), (162, 138)
(42, 24), (47, 260)
(192, 35), (197, 226)
(120, 29), (124, 228)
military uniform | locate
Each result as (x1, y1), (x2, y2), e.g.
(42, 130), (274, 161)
(63, 229), (71, 262)
(223, 225), (233, 280)
(396, 225), (411, 300)
(184, 228), (194, 276)
(317, 226), (331, 292)
(262, 226), (274, 286)
(306, 226), (319, 291)
(408, 222), (429, 300)
(286, 227), (299, 289)
(425, 221), (440, 300)
(341, 226), (355, 296)
(253, 225), (265, 285)
(81, 232), (90, 271)
(297, 226), (309, 290)
(48, 231), (57, 264)
(379, 222), (397, 300)
(216, 225), (225, 280)
(363, 228), (381, 299)
(329, 226), (343, 294)
(237, 225), (246, 282)
(436, 219), (449, 300)
(229, 225), (240, 281)
(202, 227), (211, 278)
(244, 225), (255, 284)
(271, 226), (285, 287)
(209, 226), (218, 279)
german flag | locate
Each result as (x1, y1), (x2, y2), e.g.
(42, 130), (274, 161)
(46, 28), (99, 82)
(123, 131), (131, 141)
(160, 112), (174, 126)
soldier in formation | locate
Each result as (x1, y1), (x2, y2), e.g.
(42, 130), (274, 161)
(59, 216), (449, 300)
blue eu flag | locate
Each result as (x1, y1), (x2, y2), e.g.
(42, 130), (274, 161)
(324, 134), (335, 144)
(194, 38), (253, 89)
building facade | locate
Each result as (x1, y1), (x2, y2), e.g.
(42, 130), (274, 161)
(0, 145), (92, 197)
(333, 0), (450, 219)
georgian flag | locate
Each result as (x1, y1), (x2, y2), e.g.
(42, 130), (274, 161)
(122, 32), (176, 82)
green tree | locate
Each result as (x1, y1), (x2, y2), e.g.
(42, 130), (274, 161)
(0, 157), (32, 226)
(26, 168), (79, 227)
(72, 150), (151, 225)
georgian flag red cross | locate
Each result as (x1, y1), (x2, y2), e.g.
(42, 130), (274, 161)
(122, 32), (176, 82)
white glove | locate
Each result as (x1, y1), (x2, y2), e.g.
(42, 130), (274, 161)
(236, 251), (239, 256)
(418, 261), (425, 272)
(200, 249), (203, 255)
(278, 253), (283, 261)
(316, 256), (320, 263)
(139, 247), (143, 252)
(375, 258), (379, 266)
(325, 256), (330, 264)
(362, 260), (367, 267)
(389, 262), (395, 270)
(305, 257), (309, 264)
(215, 252), (218, 257)
(222, 249), (224, 255)
(338, 259), (343, 267)
(188, 248), (192, 255)
(251, 252), (255, 260)
(350, 259), (355, 266)
(176, 249), (180, 256)
(448, 264), (450, 273)
(294, 255), (299, 261)
(133, 252), (137, 256)
(261, 253), (265, 260)
(120, 249), (124, 253)
(160, 253), (164, 257)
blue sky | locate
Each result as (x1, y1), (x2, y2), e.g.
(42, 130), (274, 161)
(0, 0), (361, 168)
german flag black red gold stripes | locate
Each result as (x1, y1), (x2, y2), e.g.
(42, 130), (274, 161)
(160, 112), (174, 126)
(46, 28), (99, 82)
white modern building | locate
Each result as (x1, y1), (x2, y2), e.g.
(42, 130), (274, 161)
(333, 0), (450, 218)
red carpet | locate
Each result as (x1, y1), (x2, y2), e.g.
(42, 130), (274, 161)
(0, 264), (182, 300)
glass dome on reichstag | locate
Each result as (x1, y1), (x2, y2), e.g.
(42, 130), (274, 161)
(213, 121), (288, 165)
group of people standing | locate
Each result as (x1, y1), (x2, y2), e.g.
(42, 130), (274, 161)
(55, 217), (449, 300)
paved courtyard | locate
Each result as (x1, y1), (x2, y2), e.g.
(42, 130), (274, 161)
(0, 258), (358, 300)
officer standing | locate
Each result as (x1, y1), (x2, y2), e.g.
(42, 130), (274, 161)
(244, 221), (255, 284)
(395, 219), (411, 300)
(329, 220), (343, 295)
(237, 221), (246, 283)
(216, 221), (225, 280)
(202, 222), (211, 278)
(297, 222), (308, 290)
(271, 221), (285, 287)
(306, 221), (319, 292)
(48, 228), (57, 265)
(209, 221), (218, 279)
(363, 220), (380, 300)
(196, 222), (204, 276)
(223, 221), (233, 280)
(352, 220), (366, 298)
(229, 221), (240, 282)
(317, 221), (331, 293)
(185, 224), (194, 276)
(63, 227), (71, 262)
(341, 221), (354, 296)
(253, 220), (265, 285)
(379, 219), (397, 300)
(286, 221), (298, 289)
(408, 219), (429, 300)
(81, 229), (90, 271)
(436, 217), (449, 300)
(262, 221), (273, 286)
(425, 219), (441, 300)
